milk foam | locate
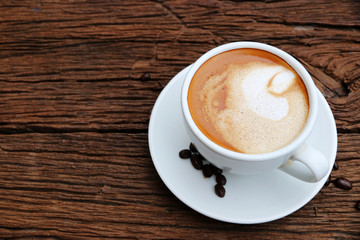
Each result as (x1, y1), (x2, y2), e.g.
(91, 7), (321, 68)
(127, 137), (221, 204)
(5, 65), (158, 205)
(199, 62), (308, 154)
(241, 65), (291, 121)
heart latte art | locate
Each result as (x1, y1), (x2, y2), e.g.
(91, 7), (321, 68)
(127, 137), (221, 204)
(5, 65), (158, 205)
(188, 49), (309, 154)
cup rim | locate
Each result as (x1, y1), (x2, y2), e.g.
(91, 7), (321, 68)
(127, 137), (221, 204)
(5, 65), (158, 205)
(181, 41), (318, 161)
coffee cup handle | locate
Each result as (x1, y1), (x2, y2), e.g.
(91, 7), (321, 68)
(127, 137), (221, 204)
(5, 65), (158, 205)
(279, 144), (329, 183)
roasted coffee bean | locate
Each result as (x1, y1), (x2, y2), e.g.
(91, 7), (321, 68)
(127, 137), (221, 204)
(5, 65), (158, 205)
(189, 143), (198, 153)
(190, 153), (201, 162)
(202, 164), (213, 178)
(324, 175), (331, 186)
(179, 149), (191, 159)
(190, 154), (203, 170)
(333, 161), (339, 170)
(215, 184), (226, 198)
(216, 174), (227, 186)
(140, 73), (151, 81)
(356, 201), (360, 210)
(333, 177), (352, 190)
(210, 164), (223, 175)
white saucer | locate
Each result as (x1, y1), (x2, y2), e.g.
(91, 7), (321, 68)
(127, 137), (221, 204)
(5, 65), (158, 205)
(148, 65), (337, 224)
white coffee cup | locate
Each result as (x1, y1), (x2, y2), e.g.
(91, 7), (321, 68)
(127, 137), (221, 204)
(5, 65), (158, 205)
(181, 42), (330, 183)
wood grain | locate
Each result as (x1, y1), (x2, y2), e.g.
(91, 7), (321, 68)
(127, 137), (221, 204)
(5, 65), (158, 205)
(0, 0), (359, 239)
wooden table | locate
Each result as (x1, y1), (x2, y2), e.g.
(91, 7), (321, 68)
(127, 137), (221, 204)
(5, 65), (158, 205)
(1, 1), (359, 239)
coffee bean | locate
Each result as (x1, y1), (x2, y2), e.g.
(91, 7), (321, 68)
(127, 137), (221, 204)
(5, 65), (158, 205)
(333, 177), (352, 190)
(190, 154), (203, 170)
(210, 164), (223, 175)
(190, 153), (201, 162)
(179, 149), (191, 159)
(216, 174), (227, 186)
(202, 164), (213, 178)
(324, 175), (331, 186)
(215, 184), (226, 198)
(189, 143), (198, 153)
(333, 161), (339, 170)
(356, 201), (360, 210)
(179, 145), (230, 198)
(140, 73), (151, 81)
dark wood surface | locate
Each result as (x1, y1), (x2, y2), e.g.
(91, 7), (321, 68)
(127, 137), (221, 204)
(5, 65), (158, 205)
(0, 0), (359, 239)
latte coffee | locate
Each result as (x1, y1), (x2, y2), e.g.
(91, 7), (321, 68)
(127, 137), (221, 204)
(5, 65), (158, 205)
(188, 48), (309, 154)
